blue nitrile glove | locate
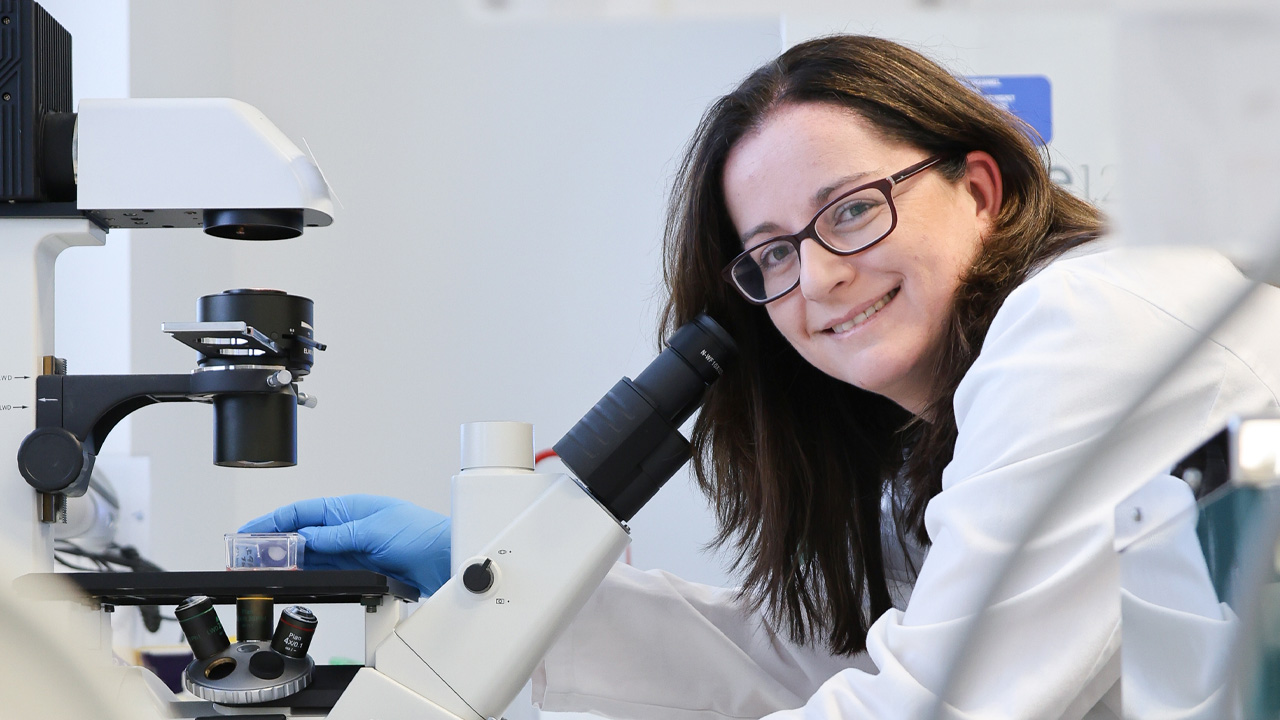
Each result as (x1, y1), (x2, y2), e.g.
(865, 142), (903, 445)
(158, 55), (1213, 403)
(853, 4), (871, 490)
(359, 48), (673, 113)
(239, 494), (450, 596)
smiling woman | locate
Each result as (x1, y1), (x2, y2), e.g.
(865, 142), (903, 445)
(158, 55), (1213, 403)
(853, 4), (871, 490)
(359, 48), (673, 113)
(660, 33), (1105, 660)
(528, 34), (1280, 720)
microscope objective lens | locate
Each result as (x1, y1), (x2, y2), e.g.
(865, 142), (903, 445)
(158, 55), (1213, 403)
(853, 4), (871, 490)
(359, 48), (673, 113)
(270, 605), (317, 659)
(175, 595), (231, 660)
(236, 596), (274, 642)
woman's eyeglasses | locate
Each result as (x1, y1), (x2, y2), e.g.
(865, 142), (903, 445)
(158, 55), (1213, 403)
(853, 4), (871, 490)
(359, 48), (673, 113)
(721, 155), (948, 305)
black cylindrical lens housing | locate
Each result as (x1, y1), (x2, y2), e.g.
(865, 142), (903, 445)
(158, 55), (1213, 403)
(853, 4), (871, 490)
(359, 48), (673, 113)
(236, 597), (274, 642)
(203, 208), (304, 241)
(197, 289), (318, 376)
(198, 289), (314, 468)
(271, 606), (317, 659)
(214, 392), (297, 467)
(554, 314), (736, 522)
(629, 314), (736, 429)
(176, 595), (230, 660)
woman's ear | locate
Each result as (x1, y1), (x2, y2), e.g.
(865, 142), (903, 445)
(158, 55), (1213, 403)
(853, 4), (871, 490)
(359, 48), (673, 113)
(963, 151), (1003, 231)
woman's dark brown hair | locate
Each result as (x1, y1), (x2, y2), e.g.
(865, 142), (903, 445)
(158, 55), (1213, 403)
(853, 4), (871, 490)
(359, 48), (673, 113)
(659, 35), (1105, 655)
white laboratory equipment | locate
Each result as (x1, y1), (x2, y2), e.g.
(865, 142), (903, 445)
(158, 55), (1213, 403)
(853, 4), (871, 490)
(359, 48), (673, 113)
(0, 0), (334, 584)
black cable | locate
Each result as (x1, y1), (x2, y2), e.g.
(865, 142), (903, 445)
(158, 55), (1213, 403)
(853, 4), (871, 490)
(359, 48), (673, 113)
(54, 555), (101, 572)
(54, 541), (167, 633)
(111, 544), (164, 573)
(55, 542), (163, 573)
(138, 604), (162, 634)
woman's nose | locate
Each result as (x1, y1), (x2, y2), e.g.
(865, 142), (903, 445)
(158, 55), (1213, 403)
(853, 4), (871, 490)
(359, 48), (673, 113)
(797, 239), (856, 301)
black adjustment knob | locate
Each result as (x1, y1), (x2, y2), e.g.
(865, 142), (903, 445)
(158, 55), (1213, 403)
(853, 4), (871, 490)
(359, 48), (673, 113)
(462, 558), (495, 594)
(18, 427), (84, 493)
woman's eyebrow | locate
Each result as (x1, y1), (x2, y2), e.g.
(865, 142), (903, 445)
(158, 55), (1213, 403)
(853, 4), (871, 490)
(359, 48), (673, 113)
(814, 171), (872, 206)
(740, 221), (782, 246)
(737, 170), (875, 247)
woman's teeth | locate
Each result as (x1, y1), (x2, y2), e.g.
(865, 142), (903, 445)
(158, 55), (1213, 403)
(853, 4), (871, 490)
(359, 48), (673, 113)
(830, 288), (898, 333)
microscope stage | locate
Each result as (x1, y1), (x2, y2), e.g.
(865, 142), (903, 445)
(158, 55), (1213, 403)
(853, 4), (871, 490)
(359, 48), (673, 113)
(13, 569), (420, 606)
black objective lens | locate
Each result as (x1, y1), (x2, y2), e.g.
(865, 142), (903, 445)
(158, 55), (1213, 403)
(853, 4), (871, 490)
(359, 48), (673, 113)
(236, 597), (274, 642)
(176, 595), (230, 660)
(553, 314), (737, 522)
(271, 606), (317, 659)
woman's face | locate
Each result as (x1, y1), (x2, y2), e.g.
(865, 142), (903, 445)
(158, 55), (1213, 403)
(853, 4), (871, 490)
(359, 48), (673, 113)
(721, 102), (1001, 415)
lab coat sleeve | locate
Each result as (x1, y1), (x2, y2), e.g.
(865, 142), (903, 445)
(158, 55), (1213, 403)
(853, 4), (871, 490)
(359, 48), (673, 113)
(532, 562), (878, 720)
(761, 247), (1280, 719)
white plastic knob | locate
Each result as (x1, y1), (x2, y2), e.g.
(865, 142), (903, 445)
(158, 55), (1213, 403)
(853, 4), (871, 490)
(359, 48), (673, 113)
(460, 421), (534, 472)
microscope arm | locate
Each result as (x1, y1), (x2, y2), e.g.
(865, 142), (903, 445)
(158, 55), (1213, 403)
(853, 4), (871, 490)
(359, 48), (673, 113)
(17, 368), (291, 498)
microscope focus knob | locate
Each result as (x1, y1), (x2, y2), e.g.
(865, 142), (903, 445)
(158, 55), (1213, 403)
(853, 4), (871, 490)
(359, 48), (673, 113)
(462, 558), (495, 594)
(18, 427), (88, 494)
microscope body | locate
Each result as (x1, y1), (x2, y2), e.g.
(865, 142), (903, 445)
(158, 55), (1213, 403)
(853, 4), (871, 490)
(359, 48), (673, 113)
(328, 313), (736, 719)
(330, 423), (630, 720)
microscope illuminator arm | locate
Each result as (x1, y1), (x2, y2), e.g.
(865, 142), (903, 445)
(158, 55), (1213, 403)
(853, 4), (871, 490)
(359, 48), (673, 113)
(17, 367), (297, 502)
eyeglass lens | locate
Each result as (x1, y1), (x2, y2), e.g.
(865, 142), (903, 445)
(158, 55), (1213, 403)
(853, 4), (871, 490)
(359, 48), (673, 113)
(731, 186), (893, 302)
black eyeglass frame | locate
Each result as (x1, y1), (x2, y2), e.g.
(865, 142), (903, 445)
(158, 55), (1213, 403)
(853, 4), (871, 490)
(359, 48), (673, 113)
(720, 154), (949, 305)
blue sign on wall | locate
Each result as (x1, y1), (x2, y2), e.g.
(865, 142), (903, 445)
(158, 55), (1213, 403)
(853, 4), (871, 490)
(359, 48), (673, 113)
(967, 75), (1053, 145)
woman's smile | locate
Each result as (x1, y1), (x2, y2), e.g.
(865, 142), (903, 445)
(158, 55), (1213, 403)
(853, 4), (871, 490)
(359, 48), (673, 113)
(823, 286), (900, 336)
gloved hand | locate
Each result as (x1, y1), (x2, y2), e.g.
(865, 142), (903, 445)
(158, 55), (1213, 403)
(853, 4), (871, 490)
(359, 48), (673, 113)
(239, 495), (450, 596)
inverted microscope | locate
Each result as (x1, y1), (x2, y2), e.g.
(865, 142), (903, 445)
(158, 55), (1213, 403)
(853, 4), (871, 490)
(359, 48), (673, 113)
(4, 2), (740, 717)
(0, 0), (372, 713)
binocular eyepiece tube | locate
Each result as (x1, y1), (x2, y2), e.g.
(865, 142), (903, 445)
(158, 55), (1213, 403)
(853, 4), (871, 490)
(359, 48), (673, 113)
(554, 314), (737, 522)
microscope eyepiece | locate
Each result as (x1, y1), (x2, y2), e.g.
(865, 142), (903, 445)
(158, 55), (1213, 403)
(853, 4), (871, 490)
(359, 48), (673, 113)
(665, 313), (735, 384)
(553, 314), (737, 522)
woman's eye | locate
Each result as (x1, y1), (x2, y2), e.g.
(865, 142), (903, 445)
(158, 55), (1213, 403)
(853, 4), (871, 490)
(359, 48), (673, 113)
(759, 243), (795, 269)
(834, 201), (873, 224)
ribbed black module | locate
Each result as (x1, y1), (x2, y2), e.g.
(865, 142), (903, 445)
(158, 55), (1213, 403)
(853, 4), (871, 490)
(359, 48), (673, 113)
(0, 0), (71, 201)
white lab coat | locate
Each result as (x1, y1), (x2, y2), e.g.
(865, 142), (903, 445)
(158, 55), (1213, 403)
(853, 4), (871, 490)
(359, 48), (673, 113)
(532, 240), (1280, 719)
